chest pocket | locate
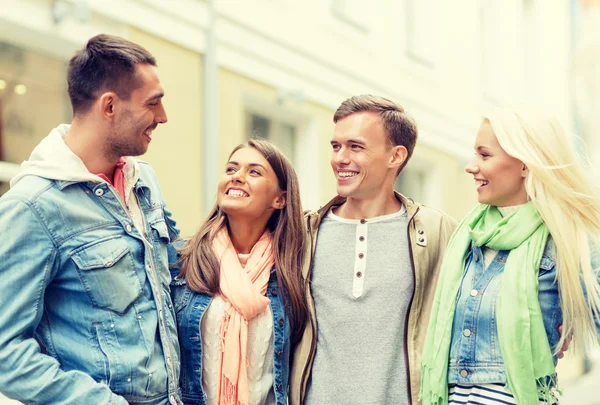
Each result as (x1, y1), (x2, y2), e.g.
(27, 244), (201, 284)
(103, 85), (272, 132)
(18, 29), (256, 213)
(146, 208), (171, 244)
(70, 235), (143, 315)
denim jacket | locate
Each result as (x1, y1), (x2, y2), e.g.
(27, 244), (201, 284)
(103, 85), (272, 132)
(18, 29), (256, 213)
(449, 238), (567, 384)
(168, 244), (291, 405)
(0, 162), (182, 405)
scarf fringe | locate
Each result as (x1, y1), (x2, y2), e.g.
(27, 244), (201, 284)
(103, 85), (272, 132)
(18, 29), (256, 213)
(504, 374), (560, 405)
(219, 375), (244, 405)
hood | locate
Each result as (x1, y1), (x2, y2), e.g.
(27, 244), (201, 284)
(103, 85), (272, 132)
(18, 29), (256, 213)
(10, 124), (139, 188)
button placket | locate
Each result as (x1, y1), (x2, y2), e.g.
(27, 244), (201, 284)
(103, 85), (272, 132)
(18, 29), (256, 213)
(352, 220), (368, 298)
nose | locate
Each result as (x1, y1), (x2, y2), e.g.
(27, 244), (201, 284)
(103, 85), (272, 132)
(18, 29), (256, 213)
(231, 169), (246, 183)
(334, 146), (351, 165)
(465, 158), (479, 175)
(155, 103), (168, 124)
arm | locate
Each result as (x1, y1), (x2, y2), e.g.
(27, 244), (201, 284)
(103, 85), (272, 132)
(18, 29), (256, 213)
(0, 199), (127, 405)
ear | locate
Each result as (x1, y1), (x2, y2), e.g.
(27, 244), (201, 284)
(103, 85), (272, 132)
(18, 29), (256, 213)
(98, 91), (117, 121)
(272, 191), (287, 210)
(521, 163), (529, 178)
(390, 145), (409, 171)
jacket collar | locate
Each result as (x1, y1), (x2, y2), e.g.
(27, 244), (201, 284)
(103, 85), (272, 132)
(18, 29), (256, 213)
(306, 191), (421, 232)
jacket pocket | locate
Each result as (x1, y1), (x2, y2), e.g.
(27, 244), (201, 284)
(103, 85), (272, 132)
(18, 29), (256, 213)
(70, 235), (143, 315)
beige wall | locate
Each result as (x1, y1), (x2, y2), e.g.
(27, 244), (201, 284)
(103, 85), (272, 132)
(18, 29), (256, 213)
(128, 28), (204, 238)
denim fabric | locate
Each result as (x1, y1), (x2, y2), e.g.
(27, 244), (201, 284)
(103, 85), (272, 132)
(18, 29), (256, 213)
(0, 163), (182, 405)
(448, 238), (562, 384)
(169, 243), (291, 405)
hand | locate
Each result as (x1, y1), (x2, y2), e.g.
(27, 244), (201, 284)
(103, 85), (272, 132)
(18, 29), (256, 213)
(557, 325), (573, 359)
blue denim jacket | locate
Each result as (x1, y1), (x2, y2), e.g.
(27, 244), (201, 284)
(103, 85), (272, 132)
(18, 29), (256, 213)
(448, 237), (600, 384)
(0, 163), (182, 405)
(168, 244), (291, 405)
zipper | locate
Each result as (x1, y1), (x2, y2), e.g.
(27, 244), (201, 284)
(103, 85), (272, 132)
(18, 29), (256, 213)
(103, 184), (179, 401)
(300, 214), (319, 404)
(404, 205), (420, 405)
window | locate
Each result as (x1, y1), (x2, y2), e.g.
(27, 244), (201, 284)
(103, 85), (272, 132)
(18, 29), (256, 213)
(0, 41), (70, 196)
(246, 112), (297, 164)
(331, 0), (371, 33)
(395, 167), (426, 203)
(405, 0), (439, 66)
(394, 162), (442, 209)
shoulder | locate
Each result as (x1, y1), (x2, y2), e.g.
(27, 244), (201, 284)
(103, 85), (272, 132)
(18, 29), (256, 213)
(413, 203), (458, 231)
(4, 176), (54, 203)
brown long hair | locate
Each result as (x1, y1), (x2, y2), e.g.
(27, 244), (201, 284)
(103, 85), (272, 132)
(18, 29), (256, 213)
(177, 139), (308, 343)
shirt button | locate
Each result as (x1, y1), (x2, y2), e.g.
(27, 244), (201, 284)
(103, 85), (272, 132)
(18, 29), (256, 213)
(127, 377), (131, 382)
(460, 369), (469, 378)
(463, 329), (472, 337)
(360, 219), (366, 224)
(110, 324), (115, 328)
(474, 254), (479, 262)
(278, 318), (284, 326)
(271, 288), (278, 296)
(470, 289), (478, 297)
(418, 229), (424, 234)
(359, 236), (365, 242)
(277, 384), (283, 392)
(356, 271), (362, 278)
(419, 238), (425, 242)
(138, 315), (142, 320)
(126, 224), (132, 232)
(277, 351), (283, 359)
(358, 253), (364, 259)
(95, 188), (104, 196)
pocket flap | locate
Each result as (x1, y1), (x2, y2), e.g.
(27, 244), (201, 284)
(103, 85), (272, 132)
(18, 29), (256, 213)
(70, 236), (131, 270)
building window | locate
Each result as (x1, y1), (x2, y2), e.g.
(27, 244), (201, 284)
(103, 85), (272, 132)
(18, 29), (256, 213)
(395, 167), (427, 203)
(405, 0), (439, 66)
(331, 0), (371, 33)
(246, 112), (297, 164)
(0, 41), (70, 196)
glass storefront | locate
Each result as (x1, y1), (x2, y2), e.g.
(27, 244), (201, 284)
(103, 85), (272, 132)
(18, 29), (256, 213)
(0, 41), (70, 196)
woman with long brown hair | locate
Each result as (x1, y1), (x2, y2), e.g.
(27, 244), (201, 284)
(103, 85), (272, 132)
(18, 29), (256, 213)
(169, 139), (307, 405)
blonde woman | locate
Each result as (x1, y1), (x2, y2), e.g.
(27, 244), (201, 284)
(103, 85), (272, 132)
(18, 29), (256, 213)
(169, 139), (307, 405)
(420, 107), (600, 405)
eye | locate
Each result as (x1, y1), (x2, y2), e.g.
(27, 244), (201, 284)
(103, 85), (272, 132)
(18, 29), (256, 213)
(225, 166), (236, 174)
(351, 144), (363, 150)
(480, 152), (490, 158)
(250, 169), (262, 176)
(331, 144), (340, 151)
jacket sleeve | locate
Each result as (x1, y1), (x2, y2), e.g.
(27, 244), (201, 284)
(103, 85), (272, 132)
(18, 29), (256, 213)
(0, 199), (128, 405)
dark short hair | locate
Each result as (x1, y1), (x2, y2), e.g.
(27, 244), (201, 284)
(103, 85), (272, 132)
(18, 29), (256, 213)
(334, 94), (418, 173)
(67, 34), (156, 115)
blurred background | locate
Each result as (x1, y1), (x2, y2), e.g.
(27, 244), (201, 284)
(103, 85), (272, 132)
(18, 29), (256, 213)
(0, 0), (599, 403)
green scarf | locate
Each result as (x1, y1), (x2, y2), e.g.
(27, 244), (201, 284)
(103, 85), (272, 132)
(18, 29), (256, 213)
(420, 202), (556, 405)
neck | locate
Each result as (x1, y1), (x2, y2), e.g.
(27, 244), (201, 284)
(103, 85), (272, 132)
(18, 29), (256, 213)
(227, 217), (269, 254)
(64, 118), (119, 178)
(334, 190), (402, 219)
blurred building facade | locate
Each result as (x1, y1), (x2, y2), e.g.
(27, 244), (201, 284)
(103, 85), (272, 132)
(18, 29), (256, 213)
(0, 0), (596, 402)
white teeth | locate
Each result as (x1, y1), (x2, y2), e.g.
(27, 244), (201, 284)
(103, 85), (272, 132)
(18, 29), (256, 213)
(227, 189), (249, 197)
(144, 130), (152, 136)
(476, 180), (489, 186)
(339, 171), (358, 178)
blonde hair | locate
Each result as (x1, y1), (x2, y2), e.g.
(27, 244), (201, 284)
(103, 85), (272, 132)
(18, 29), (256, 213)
(484, 106), (600, 353)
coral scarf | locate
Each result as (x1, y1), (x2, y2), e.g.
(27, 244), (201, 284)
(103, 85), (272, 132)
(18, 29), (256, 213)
(212, 228), (274, 405)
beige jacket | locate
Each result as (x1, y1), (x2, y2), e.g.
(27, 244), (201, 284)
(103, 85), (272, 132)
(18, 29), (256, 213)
(289, 193), (458, 405)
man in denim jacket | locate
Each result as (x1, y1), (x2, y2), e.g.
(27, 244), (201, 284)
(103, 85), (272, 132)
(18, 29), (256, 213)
(0, 34), (181, 405)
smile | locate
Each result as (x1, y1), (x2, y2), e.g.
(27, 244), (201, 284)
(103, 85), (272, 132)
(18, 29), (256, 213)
(227, 189), (249, 198)
(338, 171), (359, 178)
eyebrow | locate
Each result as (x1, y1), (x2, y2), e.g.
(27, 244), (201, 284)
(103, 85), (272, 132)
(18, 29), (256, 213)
(146, 93), (164, 102)
(227, 161), (267, 170)
(330, 138), (367, 146)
